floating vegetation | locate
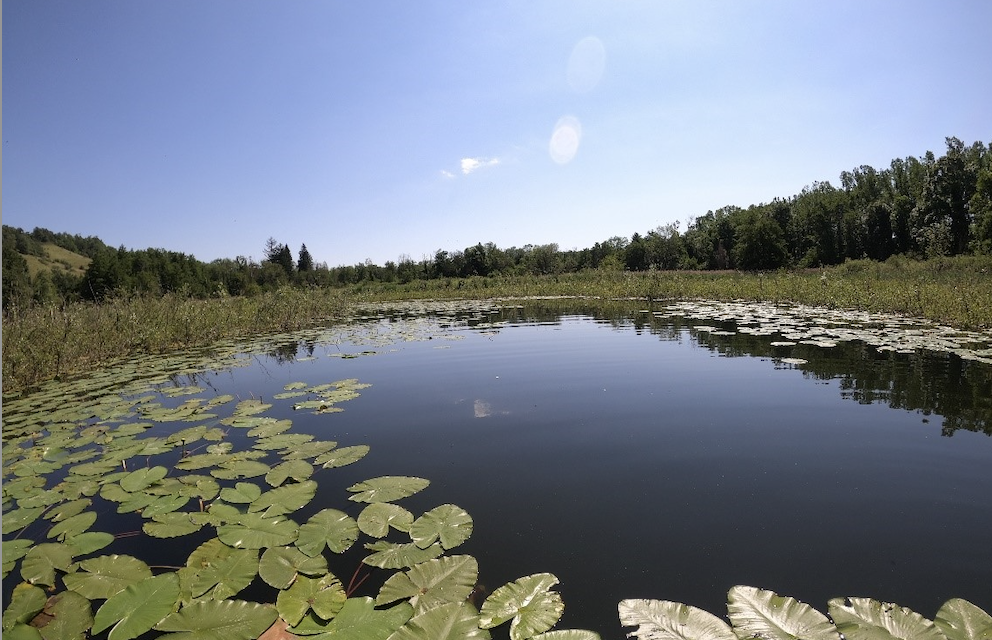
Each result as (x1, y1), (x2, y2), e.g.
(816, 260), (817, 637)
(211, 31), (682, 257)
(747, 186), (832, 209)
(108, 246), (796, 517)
(663, 300), (992, 364)
(620, 586), (991, 640)
(1, 306), (598, 639)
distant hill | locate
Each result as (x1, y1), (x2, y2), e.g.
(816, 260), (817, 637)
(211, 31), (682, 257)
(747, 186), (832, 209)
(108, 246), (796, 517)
(22, 242), (92, 278)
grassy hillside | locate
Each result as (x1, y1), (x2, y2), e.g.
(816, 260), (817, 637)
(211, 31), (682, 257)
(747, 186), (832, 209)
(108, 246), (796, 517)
(22, 242), (91, 277)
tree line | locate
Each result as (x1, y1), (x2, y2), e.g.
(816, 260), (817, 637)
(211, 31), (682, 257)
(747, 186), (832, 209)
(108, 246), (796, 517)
(3, 136), (990, 310)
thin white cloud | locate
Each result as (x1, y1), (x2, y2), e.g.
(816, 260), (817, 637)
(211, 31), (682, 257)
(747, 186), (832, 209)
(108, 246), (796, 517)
(460, 156), (500, 175)
(440, 169), (456, 179)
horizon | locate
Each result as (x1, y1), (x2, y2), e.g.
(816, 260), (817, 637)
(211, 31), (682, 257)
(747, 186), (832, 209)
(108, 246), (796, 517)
(4, 2), (991, 267)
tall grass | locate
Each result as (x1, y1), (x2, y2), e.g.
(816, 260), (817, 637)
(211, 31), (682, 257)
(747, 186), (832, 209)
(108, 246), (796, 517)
(4, 256), (990, 393)
(346, 256), (992, 329)
(2, 288), (348, 392)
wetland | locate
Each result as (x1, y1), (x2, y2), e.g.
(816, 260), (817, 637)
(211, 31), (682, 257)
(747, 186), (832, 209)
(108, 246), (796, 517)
(3, 298), (991, 638)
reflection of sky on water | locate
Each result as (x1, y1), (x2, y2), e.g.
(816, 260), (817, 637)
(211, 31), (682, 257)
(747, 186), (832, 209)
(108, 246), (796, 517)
(223, 305), (990, 633)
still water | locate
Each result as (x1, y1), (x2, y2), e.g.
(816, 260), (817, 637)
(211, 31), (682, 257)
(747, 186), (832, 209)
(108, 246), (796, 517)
(4, 299), (991, 637)
(180, 300), (992, 634)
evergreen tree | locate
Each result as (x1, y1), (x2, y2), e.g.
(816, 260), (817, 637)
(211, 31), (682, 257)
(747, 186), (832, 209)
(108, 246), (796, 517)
(297, 244), (314, 272)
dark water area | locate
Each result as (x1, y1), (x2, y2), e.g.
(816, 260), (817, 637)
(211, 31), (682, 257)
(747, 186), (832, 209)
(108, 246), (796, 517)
(4, 299), (991, 638)
(173, 300), (992, 635)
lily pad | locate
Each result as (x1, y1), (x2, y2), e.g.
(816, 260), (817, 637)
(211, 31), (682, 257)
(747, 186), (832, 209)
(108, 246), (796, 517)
(618, 599), (736, 640)
(410, 504), (473, 550)
(92, 573), (181, 640)
(63, 554), (153, 600)
(828, 597), (943, 640)
(288, 597), (412, 638)
(390, 600), (489, 640)
(258, 546), (328, 589)
(727, 585), (839, 640)
(358, 503), (415, 538)
(296, 508), (360, 556)
(377, 555), (479, 614)
(153, 599), (278, 640)
(935, 599), (992, 640)
(318, 445), (370, 469)
(362, 541), (444, 569)
(276, 573), (347, 626)
(191, 548), (259, 600)
(347, 476), (430, 503)
(480, 574), (565, 640)
(217, 512), (300, 549)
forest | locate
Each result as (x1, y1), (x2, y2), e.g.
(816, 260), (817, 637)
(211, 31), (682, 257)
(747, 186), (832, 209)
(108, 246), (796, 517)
(3, 136), (990, 310)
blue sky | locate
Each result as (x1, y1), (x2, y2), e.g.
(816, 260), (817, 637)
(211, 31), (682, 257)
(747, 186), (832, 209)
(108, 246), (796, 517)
(4, 1), (991, 267)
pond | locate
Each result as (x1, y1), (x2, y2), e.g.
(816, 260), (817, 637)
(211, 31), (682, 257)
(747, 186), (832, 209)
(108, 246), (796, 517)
(3, 298), (991, 638)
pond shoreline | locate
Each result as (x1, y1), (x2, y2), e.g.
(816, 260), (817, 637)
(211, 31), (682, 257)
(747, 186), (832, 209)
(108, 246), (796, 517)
(4, 259), (991, 393)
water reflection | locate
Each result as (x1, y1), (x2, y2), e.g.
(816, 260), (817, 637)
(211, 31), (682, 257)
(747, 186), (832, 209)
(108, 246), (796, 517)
(332, 299), (992, 437)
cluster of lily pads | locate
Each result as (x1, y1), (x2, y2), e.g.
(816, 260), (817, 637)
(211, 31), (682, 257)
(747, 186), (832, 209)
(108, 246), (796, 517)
(646, 300), (992, 366)
(620, 585), (991, 640)
(2, 336), (597, 639)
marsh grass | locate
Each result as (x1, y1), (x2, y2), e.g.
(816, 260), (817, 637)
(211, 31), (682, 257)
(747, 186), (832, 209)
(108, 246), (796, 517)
(347, 256), (992, 329)
(2, 287), (348, 392)
(3, 256), (990, 393)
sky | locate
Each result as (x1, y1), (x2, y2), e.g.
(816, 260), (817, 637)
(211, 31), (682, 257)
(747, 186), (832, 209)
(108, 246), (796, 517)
(3, 1), (991, 267)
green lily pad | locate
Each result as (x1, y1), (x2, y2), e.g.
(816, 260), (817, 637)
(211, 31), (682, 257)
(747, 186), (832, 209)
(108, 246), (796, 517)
(219, 482), (262, 504)
(92, 573), (181, 640)
(410, 504), (473, 550)
(618, 599), (737, 640)
(318, 445), (370, 469)
(63, 554), (152, 599)
(2, 583), (47, 631)
(288, 597), (412, 638)
(390, 600), (489, 640)
(217, 512), (300, 549)
(120, 466), (169, 492)
(47, 510), (98, 541)
(143, 512), (204, 538)
(828, 597), (943, 640)
(153, 599), (278, 640)
(347, 476), (430, 503)
(2, 507), (45, 534)
(20, 543), (74, 587)
(264, 459), (314, 487)
(358, 503), (415, 538)
(727, 585), (839, 640)
(480, 573), (565, 640)
(258, 546), (328, 589)
(935, 599), (992, 640)
(296, 509), (360, 556)
(191, 548), (259, 600)
(277, 573), (347, 627)
(363, 541), (444, 569)
(32, 589), (93, 640)
(377, 555), (479, 614)
(44, 499), (92, 523)
(210, 460), (271, 480)
(248, 480), (317, 516)
(66, 531), (115, 556)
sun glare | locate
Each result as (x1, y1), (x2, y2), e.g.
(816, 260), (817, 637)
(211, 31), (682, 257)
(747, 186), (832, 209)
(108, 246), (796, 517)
(549, 115), (582, 164)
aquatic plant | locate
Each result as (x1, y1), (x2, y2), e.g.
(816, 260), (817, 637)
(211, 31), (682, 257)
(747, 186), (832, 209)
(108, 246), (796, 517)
(1, 349), (596, 639)
(620, 585), (991, 640)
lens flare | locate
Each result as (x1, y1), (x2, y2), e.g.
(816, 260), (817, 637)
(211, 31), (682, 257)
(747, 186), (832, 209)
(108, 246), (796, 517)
(549, 115), (582, 165)
(566, 36), (606, 94)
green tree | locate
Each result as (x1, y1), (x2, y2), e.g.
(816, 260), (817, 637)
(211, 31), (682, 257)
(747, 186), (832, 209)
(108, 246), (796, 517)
(913, 137), (979, 256)
(2, 238), (32, 309)
(732, 209), (789, 270)
(297, 244), (314, 272)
